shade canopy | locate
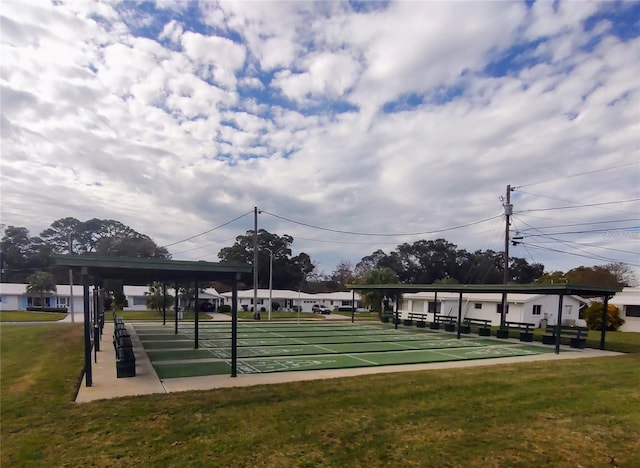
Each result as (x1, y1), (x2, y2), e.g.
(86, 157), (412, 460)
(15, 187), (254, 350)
(54, 255), (252, 284)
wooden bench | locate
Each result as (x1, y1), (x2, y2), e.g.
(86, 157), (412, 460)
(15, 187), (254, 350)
(543, 325), (588, 349)
(464, 318), (492, 336)
(407, 312), (429, 328)
(496, 321), (535, 341)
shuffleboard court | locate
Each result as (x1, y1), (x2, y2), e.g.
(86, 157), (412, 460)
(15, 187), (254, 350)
(132, 321), (561, 379)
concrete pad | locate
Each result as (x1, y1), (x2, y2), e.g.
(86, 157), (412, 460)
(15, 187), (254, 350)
(75, 322), (623, 403)
(75, 322), (165, 403)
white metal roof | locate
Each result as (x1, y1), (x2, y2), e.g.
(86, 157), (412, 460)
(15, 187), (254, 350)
(610, 287), (640, 306)
(0, 283), (221, 299)
(219, 289), (363, 301)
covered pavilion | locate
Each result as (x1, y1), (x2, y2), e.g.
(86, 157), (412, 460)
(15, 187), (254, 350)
(54, 255), (252, 387)
(346, 282), (622, 354)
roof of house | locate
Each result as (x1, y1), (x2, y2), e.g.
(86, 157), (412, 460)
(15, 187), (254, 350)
(347, 282), (621, 297)
(610, 287), (640, 306)
(219, 289), (362, 301)
(0, 283), (222, 299)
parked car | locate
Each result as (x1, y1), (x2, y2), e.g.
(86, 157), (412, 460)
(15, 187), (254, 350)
(199, 301), (214, 312)
(312, 304), (331, 314)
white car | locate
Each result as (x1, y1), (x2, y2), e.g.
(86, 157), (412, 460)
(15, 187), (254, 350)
(312, 304), (331, 314)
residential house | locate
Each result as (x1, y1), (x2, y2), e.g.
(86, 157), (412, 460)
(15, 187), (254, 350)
(219, 289), (365, 313)
(400, 291), (587, 327)
(610, 287), (640, 332)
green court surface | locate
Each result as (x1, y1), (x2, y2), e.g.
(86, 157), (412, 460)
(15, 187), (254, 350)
(133, 322), (560, 379)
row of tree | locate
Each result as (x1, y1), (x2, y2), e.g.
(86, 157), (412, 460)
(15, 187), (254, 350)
(2, 220), (633, 293)
(1, 217), (170, 283)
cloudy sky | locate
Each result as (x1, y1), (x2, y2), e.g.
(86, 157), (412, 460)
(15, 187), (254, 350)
(1, 0), (639, 278)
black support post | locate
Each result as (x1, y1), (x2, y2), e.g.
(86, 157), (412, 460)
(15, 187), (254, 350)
(162, 282), (167, 326)
(457, 292), (463, 340)
(174, 282), (179, 335)
(231, 274), (238, 377)
(600, 295), (609, 350)
(194, 282), (199, 350)
(394, 296), (399, 330)
(83, 272), (92, 387)
(351, 289), (355, 323)
(93, 287), (100, 356)
(555, 293), (564, 354)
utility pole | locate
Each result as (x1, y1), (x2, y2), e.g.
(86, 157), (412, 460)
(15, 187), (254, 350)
(500, 185), (513, 328)
(68, 232), (75, 323)
(253, 206), (259, 320)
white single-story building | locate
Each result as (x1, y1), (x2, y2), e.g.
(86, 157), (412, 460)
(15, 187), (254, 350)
(399, 291), (587, 327)
(219, 289), (365, 313)
(609, 287), (640, 332)
(0, 283), (223, 312)
(0, 283), (85, 312)
(122, 285), (223, 311)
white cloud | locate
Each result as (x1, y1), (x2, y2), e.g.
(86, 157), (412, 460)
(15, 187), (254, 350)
(180, 31), (246, 89)
(1, 0), (638, 278)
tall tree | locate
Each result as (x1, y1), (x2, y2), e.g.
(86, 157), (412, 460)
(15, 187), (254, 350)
(39, 217), (81, 254)
(358, 268), (401, 317)
(26, 271), (57, 309)
(331, 260), (355, 288)
(508, 257), (545, 284)
(218, 229), (315, 289)
(537, 264), (631, 288)
(1, 226), (47, 282)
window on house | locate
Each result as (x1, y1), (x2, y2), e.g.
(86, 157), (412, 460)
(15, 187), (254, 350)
(496, 304), (509, 314)
(341, 300), (351, 306)
(28, 296), (51, 307)
(411, 300), (424, 312)
(532, 304), (542, 316)
(474, 303), (482, 309)
(625, 305), (640, 317)
(564, 305), (573, 316)
(132, 297), (146, 306)
(428, 301), (441, 313)
(58, 297), (69, 307)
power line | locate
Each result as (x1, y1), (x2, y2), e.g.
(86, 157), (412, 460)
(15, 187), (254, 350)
(260, 210), (503, 237)
(512, 216), (631, 264)
(517, 218), (639, 231)
(522, 243), (640, 267)
(521, 226), (639, 238)
(516, 161), (639, 188)
(517, 198), (639, 214)
(161, 210), (254, 248)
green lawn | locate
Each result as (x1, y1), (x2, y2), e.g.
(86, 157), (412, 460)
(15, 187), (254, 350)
(1, 324), (639, 466)
(0, 310), (67, 322)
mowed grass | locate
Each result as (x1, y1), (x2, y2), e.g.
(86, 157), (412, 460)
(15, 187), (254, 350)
(0, 310), (67, 322)
(2, 325), (640, 467)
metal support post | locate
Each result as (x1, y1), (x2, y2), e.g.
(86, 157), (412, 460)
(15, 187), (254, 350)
(231, 274), (238, 377)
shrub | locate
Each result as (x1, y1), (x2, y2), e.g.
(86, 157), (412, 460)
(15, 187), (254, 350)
(584, 302), (624, 331)
(260, 306), (266, 312)
(218, 304), (231, 313)
(272, 301), (280, 311)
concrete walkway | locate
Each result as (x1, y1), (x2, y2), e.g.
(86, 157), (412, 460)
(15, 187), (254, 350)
(75, 321), (623, 403)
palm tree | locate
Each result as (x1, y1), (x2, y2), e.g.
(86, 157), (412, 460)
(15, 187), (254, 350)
(358, 268), (402, 318)
(144, 282), (174, 312)
(26, 271), (57, 310)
